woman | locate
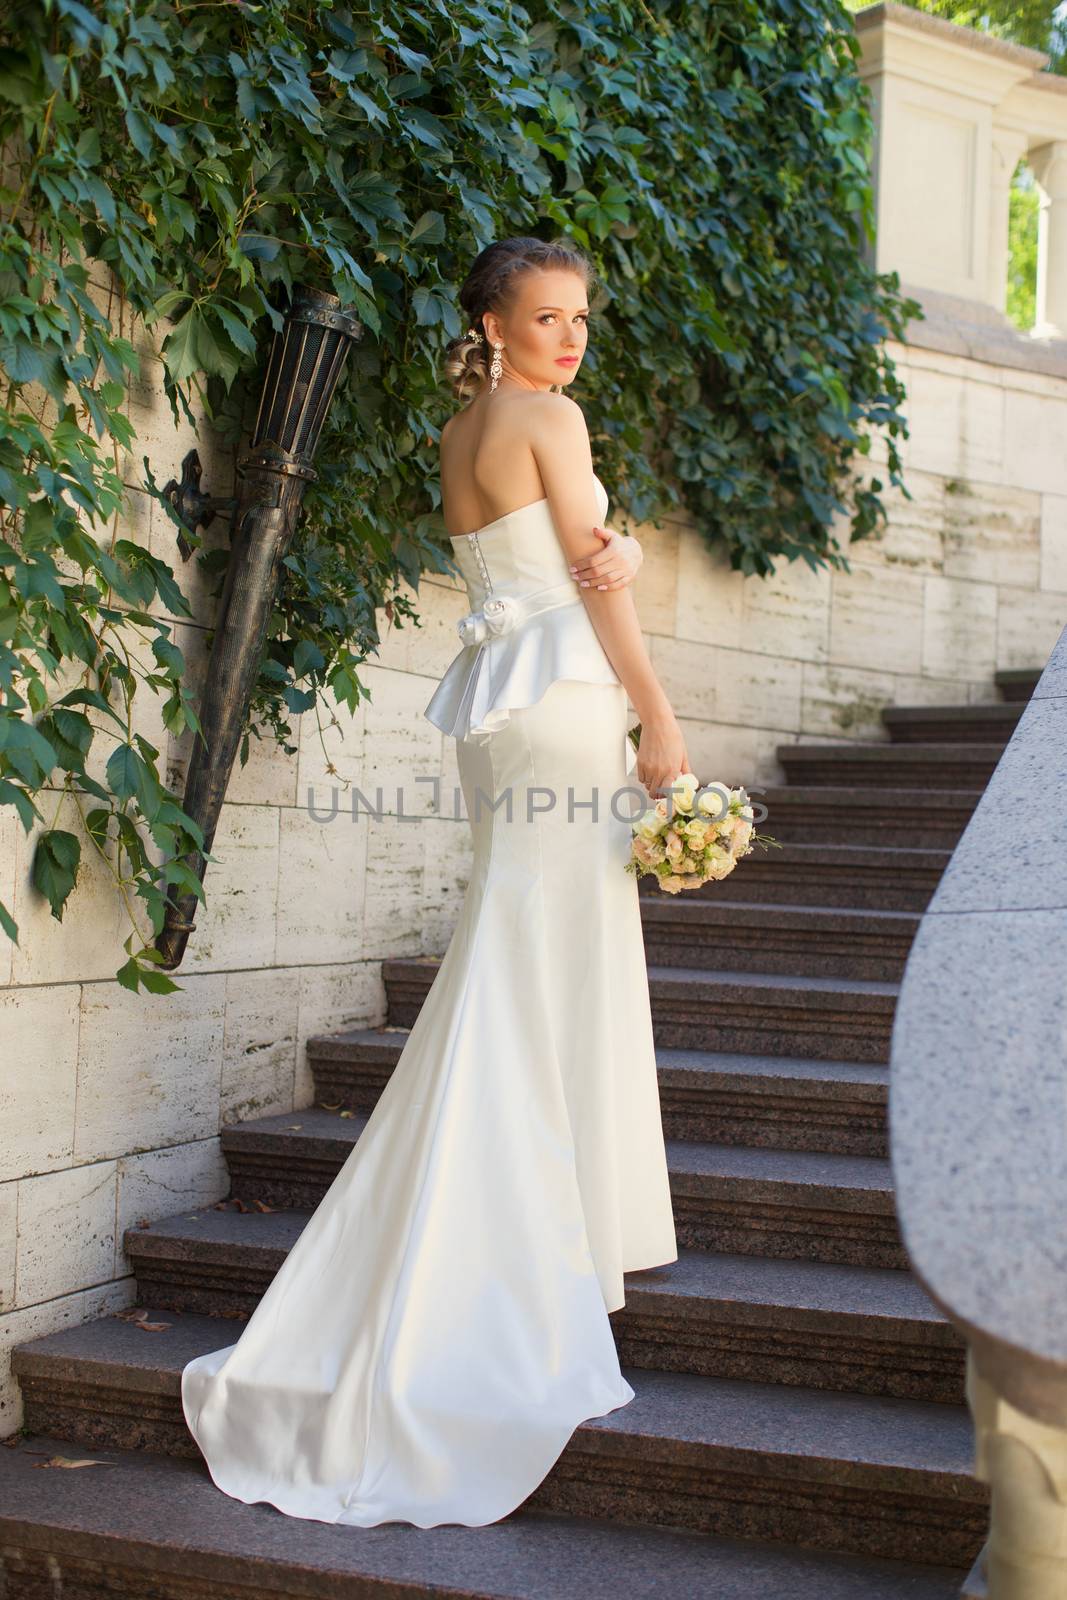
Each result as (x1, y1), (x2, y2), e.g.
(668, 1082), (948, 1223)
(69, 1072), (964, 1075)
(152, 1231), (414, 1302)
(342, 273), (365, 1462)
(180, 236), (685, 1528)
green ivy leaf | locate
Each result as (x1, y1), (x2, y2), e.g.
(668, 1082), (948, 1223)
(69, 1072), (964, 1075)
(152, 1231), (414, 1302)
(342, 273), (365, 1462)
(32, 829), (82, 921)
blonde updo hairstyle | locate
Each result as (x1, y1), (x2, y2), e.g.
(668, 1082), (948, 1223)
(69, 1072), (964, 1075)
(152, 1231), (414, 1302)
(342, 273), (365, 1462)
(443, 235), (597, 405)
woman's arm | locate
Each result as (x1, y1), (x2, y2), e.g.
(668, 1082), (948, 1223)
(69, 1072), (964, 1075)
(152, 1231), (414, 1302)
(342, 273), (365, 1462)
(527, 393), (689, 795)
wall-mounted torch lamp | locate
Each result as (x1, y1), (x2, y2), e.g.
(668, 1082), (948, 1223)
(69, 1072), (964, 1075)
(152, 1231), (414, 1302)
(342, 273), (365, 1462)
(156, 285), (363, 969)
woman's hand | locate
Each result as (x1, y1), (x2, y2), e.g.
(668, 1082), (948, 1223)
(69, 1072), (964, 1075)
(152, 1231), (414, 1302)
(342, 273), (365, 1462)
(636, 713), (692, 800)
(568, 525), (643, 592)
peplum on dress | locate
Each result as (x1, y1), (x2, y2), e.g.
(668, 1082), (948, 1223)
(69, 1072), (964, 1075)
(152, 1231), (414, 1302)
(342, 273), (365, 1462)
(180, 470), (678, 1529)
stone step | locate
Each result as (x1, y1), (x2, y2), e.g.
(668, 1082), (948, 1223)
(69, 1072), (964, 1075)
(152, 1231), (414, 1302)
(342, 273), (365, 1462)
(880, 703), (1021, 744)
(7, 1319), (985, 1565)
(641, 1049), (889, 1156)
(639, 897), (918, 981)
(382, 959), (899, 1063)
(111, 1208), (961, 1400)
(776, 741), (1002, 791)
(646, 966), (899, 1062)
(0, 1431), (971, 1596)
(751, 785), (978, 848)
(640, 842), (951, 912)
(994, 665), (1042, 702)
(212, 1109), (904, 1267)
(667, 1139), (903, 1267)
(309, 1028), (889, 1155)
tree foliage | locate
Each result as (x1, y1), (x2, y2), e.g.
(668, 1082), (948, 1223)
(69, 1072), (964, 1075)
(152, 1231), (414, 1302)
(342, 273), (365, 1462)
(0, 0), (915, 981)
(1008, 163), (1041, 328)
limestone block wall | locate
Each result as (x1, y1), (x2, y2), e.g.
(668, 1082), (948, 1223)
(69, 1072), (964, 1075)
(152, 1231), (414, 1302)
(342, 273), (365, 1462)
(2, 276), (1066, 1436)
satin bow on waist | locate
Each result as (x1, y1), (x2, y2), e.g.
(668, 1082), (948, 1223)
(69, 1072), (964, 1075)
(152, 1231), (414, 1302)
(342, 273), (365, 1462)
(456, 579), (581, 648)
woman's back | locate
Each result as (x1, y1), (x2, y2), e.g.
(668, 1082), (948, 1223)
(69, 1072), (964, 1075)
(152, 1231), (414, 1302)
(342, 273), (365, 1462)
(439, 387), (573, 538)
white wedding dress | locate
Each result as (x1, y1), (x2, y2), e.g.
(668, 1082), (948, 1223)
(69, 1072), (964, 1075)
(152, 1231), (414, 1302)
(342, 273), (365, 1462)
(180, 470), (678, 1528)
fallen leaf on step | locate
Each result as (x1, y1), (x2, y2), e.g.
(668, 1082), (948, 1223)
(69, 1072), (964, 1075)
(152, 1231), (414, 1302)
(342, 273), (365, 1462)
(114, 1307), (171, 1331)
(252, 1199), (276, 1212)
(33, 1456), (115, 1469)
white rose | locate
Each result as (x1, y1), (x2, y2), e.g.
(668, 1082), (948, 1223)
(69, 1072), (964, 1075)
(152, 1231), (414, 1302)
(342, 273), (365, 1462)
(696, 783), (731, 822)
(635, 806), (669, 840)
(668, 772), (700, 815)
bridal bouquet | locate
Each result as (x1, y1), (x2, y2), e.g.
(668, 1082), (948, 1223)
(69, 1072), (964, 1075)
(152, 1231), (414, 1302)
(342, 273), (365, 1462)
(624, 725), (777, 894)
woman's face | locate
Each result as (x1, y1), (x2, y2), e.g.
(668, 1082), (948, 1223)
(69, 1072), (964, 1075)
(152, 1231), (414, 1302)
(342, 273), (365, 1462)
(482, 269), (590, 391)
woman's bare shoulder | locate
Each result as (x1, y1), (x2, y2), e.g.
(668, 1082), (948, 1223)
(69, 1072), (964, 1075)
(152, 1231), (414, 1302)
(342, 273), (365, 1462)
(438, 407), (471, 470)
(518, 390), (588, 445)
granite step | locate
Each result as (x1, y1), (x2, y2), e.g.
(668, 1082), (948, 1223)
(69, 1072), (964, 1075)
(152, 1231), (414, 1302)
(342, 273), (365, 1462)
(666, 1140), (903, 1267)
(646, 966), (899, 1062)
(880, 703), (1021, 744)
(0, 1432), (970, 1598)
(631, 1049), (889, 1155)
(309, 1028), (889, 1155)
(775, 741), (1003, 791)
(111, 1208), (961, 1400)
(382, 959), (900, 1063)
(639, 897), (918, 981)
(212, 1109), (904, 1267)
(994, 665), (1042, 702)
(746, 785), (979, 848)
(6, 1319), (986, 1564)
(640, 842), (951, 912)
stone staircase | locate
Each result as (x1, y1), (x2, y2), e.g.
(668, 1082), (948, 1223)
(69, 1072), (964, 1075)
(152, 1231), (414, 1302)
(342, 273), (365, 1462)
(0, 668), (1038, 1599)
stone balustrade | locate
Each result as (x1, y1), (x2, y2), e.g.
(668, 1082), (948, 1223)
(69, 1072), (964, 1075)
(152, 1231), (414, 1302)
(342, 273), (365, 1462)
(890, 625), (1067, 1598)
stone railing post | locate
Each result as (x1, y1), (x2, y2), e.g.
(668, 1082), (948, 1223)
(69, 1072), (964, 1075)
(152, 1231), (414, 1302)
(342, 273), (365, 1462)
(1031, 140), (1067, 337)
(967, 1355), (1067, 1599)
(988, 128), (1029, 314)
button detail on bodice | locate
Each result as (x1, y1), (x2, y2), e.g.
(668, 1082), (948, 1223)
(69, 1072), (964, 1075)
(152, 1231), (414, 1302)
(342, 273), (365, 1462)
(466, 530), (492, 592)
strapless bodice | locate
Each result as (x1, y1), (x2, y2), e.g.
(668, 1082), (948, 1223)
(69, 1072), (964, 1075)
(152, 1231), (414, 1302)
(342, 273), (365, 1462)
(447, 475), (609, 602)
(424, 474), (625, 745)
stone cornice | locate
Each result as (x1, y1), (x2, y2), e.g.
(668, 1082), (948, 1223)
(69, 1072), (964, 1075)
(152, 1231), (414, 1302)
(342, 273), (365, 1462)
(894, 284), (1067, 382)
(854, 2), (1049, 76)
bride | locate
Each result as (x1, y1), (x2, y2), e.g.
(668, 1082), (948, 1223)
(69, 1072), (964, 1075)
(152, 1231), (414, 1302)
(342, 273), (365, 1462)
(181, 235), (687, 1528)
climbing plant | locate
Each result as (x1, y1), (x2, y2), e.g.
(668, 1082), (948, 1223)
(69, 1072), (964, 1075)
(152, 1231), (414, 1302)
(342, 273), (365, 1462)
(0, 0), (916, 984)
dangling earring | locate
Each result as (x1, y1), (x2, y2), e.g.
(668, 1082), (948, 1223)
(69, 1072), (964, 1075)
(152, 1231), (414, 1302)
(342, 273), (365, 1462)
(490, 342), (503, 393)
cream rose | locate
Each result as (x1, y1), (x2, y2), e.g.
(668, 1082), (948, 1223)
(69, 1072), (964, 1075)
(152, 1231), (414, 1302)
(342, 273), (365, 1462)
(696, 783), (730, 822)
(668, 772), (700, 816)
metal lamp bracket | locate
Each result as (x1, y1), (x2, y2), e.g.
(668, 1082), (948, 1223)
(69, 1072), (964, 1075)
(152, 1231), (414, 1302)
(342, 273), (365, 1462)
(161, 448), (238, 561)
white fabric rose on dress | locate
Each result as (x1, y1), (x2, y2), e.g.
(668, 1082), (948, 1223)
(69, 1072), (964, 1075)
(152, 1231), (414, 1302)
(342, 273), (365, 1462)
(456, 594), (522, 647)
